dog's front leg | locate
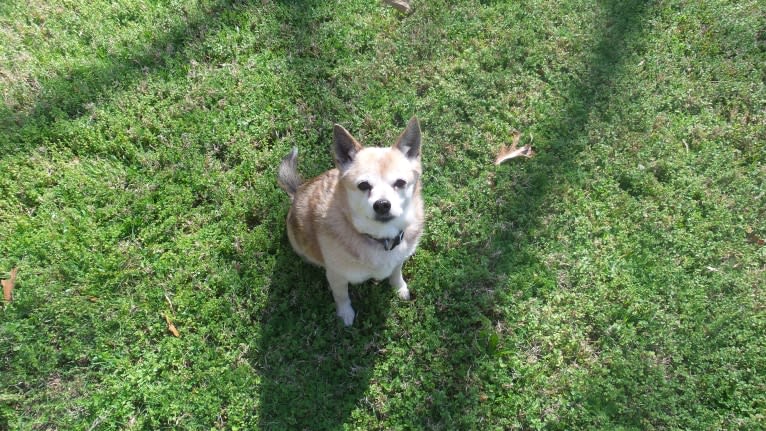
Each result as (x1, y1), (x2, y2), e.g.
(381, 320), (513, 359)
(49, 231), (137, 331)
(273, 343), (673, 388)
(326, 270), (355, 326)
(389, 263), (411, 301)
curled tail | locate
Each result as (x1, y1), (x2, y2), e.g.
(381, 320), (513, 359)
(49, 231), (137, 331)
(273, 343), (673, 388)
(277, 147), (303, 198)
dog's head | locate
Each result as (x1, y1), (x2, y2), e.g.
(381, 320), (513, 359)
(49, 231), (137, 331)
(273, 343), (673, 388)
(334, 117), (422, 237)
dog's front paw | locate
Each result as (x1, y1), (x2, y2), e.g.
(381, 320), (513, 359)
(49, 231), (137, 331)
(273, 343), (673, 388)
(397, 285), (411, 301)
(336, 303), (356, 326)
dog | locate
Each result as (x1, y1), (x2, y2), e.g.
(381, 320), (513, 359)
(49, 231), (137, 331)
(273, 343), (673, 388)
(277, 117), (424, 326)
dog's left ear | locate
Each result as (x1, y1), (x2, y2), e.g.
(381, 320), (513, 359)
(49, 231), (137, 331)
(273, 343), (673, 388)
(334, 124), (363, 171)
(394, 117), (421, 160)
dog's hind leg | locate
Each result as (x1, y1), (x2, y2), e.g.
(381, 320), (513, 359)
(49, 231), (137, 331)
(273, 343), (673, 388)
(389, 263), (411, 301)
(326, 270), (355, 326)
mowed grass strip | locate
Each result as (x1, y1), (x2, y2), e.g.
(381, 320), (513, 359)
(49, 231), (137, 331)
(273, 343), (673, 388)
(1, 0), (764, 429)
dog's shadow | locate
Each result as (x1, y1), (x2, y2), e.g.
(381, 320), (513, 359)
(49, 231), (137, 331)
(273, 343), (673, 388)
(254, 243), (394, 430)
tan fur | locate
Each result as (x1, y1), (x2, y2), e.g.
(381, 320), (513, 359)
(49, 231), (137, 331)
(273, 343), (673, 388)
(278, 117), (424, 326)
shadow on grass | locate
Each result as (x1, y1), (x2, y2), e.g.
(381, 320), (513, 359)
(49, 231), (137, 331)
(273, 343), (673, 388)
(253, 1), (397, 429)
(2, 0), (392, 427)
(1, 0), (655, 427)
(257, 0), (653, 428)
(256, 246), (395, 429)
(409, 0), (652, 427)
(492, 0), (651, 217)
(0, 0), (243, 155)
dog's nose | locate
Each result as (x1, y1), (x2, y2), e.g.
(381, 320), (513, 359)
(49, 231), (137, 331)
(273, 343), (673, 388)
(373, 199), (391, 215)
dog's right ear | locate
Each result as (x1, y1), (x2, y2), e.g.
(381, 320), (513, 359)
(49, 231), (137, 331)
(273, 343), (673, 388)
(333, 124), (363, 171)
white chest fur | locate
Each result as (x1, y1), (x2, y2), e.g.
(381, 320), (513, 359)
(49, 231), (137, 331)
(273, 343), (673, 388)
(319, 234), (416, 284)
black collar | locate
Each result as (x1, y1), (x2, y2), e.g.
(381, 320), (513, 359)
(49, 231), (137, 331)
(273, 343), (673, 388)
(365, 231), (404, 251)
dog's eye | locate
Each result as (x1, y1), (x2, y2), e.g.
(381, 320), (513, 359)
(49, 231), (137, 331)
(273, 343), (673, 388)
(357, 181), (372, 191)
(394, 179), (407, 189)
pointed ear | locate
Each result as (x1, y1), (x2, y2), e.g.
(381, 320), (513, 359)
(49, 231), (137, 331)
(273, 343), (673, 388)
(394, 116), (421, 160)
(333, 124), (363, 170)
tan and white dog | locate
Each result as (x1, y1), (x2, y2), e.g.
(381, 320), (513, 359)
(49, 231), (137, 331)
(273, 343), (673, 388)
(278, 117), (424, 326)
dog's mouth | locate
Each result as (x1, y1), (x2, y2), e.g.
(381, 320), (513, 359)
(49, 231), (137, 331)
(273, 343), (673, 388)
(374, 214), (395, 223)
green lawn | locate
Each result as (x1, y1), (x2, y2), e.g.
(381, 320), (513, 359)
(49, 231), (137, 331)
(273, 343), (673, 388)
(1, 0), (765, 429)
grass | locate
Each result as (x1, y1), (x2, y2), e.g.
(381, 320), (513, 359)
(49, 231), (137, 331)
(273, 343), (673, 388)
(1, 0), (765, 429)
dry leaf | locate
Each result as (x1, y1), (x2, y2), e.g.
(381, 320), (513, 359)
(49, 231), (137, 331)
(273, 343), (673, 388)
(383, 0), (411, 13)
(164, 313), (180, 337)
(495, 131), (534, 165)
(746, 230), (765, 246)
(2, 268), (18, 302)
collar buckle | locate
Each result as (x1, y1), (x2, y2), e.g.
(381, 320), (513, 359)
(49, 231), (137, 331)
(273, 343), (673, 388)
(367, 231), (405, 251)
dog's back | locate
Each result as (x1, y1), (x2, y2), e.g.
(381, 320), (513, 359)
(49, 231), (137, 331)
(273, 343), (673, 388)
(283, 166), (343, 267)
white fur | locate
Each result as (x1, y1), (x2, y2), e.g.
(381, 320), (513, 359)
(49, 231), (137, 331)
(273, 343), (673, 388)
(280, 118), (423, 326)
